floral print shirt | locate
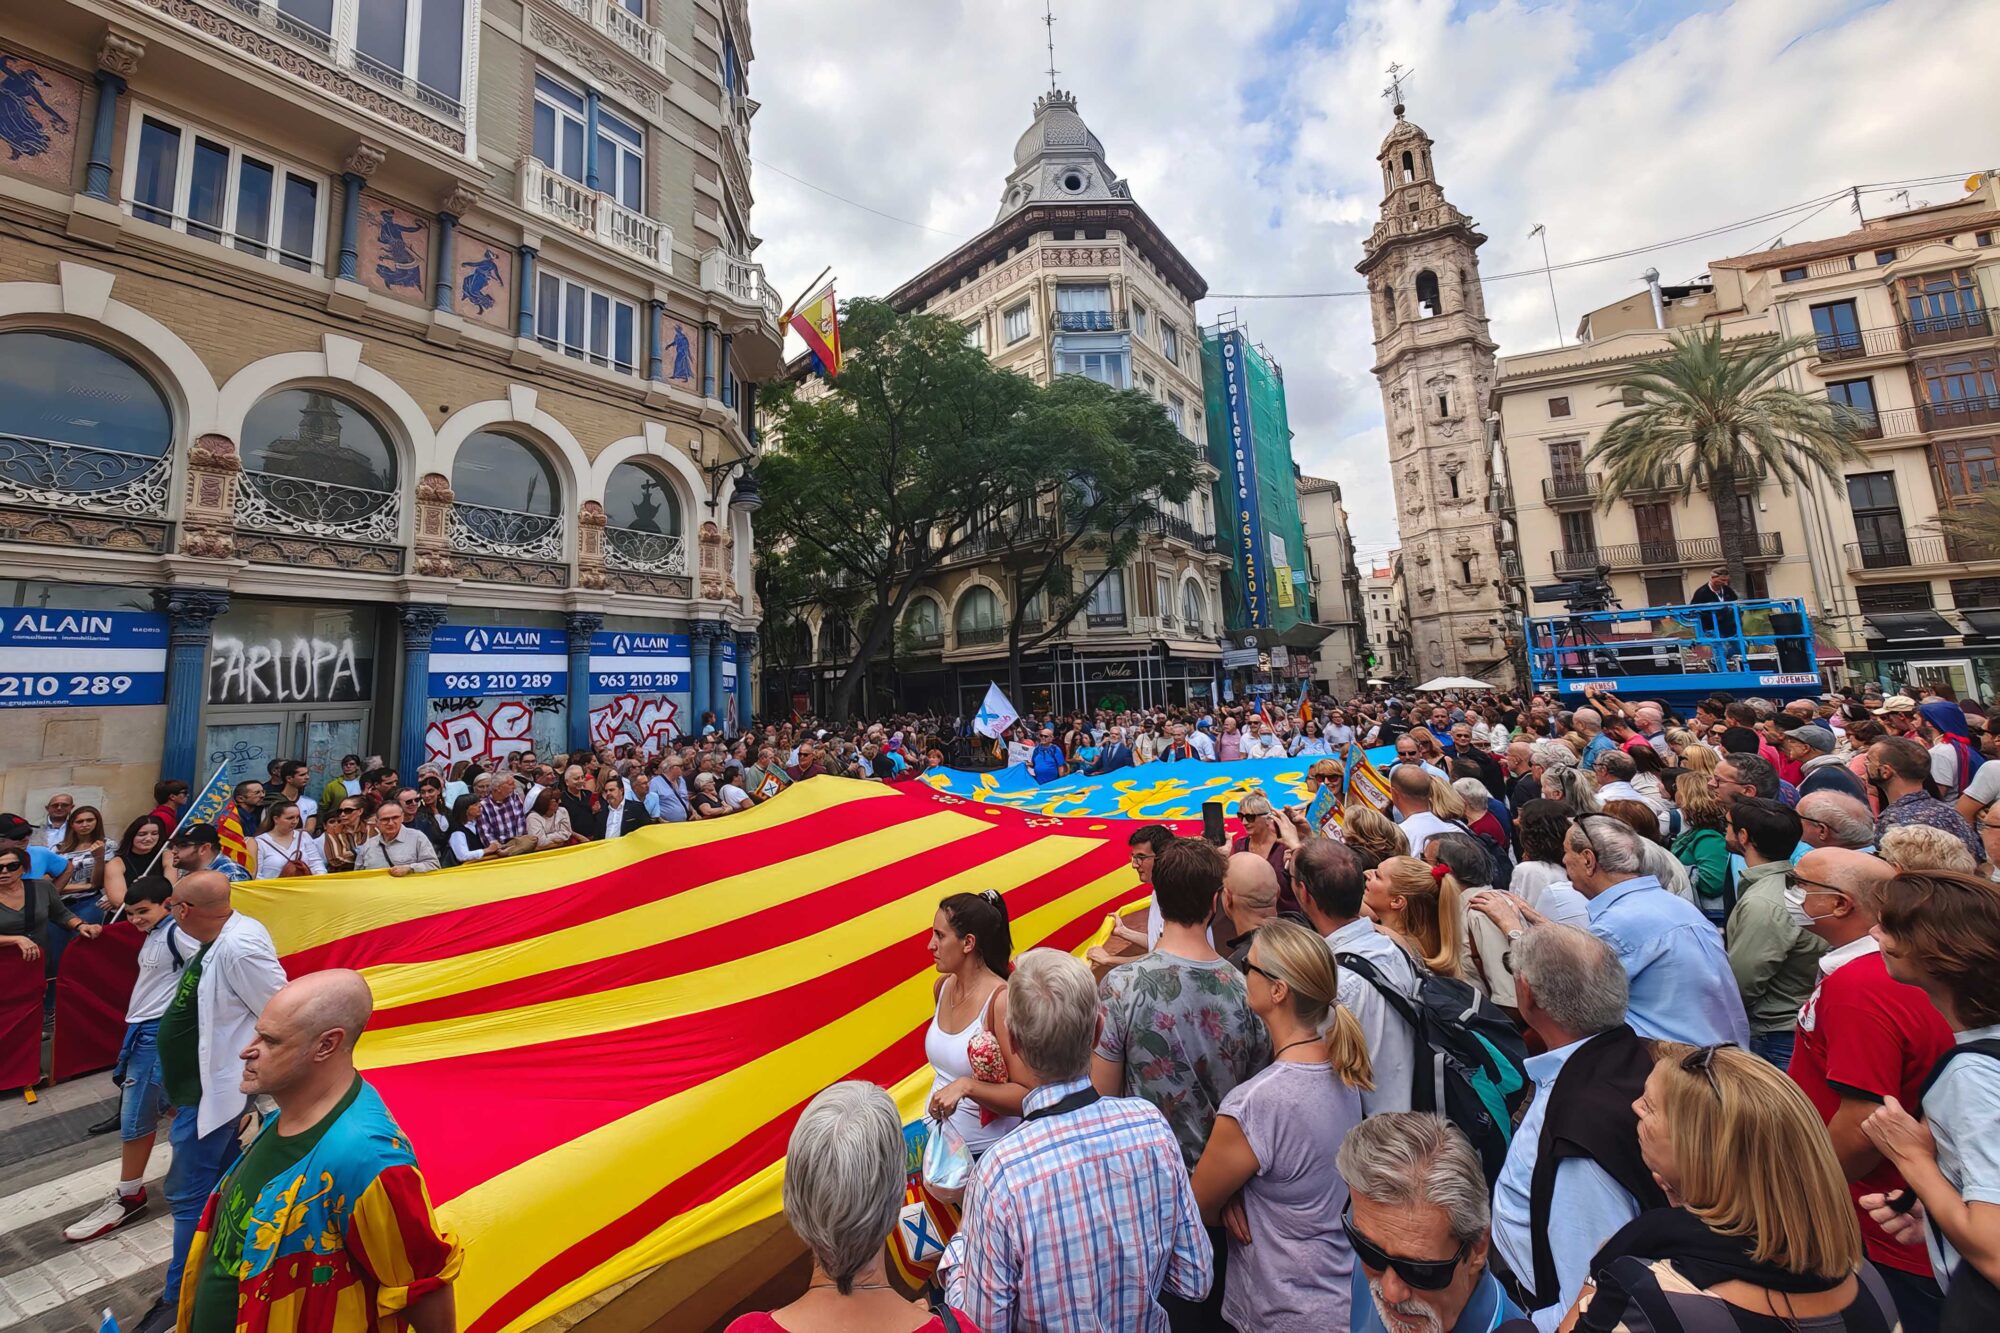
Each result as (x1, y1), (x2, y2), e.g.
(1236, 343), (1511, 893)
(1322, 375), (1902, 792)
(1096, 952), (1271, 1170)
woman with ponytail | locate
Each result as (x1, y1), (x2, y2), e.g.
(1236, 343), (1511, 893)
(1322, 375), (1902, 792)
(923, 888), (1026, 1156)
(1193, 919), (1372, 1332)
(1365, 854), (1470, 980)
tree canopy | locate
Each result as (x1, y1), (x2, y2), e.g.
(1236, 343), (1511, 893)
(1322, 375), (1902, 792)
(755, 297), (1200, 718)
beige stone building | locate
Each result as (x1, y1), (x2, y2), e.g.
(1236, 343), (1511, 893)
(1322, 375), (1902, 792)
(1357, 101), (1513, 687)
(1297, 474), (1364, 696)
(1497, 178), (2000, 696)
(1365, 559), (1405, 680)
(0, 0), (780, 821)
(780, 90), (1230, 717)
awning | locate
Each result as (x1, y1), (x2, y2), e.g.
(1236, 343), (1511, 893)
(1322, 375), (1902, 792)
(1274, 621), (1334, 650)
(1864, 611), (1958, 641)
(1958, 609), (2000, 637)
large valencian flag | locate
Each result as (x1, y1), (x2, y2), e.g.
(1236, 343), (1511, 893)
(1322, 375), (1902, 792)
(237, 777), (1151, 1333)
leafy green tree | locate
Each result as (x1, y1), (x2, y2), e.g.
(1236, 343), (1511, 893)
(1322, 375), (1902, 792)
(1588, 325), (1865, 589)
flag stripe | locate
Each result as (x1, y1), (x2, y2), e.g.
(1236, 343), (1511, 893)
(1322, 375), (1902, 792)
(276, 783), (908, 972)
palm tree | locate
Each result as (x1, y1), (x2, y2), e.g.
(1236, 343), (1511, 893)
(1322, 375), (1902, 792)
(1588, 325), (1866, 589)
(1929, 489), (2000, 561)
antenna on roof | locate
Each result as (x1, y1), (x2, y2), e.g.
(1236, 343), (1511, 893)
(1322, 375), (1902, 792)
(1042, 0), (1059, 92)
(1382, 61), (1413, 115)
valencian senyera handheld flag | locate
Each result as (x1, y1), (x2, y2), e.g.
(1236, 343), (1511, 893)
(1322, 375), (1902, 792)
(907, 750), (1398, 822)
(182, 759), (249, 868)
(236, 777), (1157, 1333)
(786, 282), (842, 377)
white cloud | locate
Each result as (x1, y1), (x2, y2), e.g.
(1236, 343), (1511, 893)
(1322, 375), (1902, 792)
(748, 0), (2000, 556)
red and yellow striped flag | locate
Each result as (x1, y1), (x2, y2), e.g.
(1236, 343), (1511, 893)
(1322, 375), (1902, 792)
(217, 804), (250, 870)
(238, 777), (1155, 1333)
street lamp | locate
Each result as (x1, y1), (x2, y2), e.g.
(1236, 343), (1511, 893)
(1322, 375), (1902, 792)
(702, 456), (761, 513)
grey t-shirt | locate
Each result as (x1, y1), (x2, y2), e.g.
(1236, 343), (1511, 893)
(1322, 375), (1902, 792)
(1216, 1059), (1363, 1333)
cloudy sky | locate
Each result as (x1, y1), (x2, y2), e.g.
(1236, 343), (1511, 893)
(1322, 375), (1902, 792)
(744, 0), (2000, 568)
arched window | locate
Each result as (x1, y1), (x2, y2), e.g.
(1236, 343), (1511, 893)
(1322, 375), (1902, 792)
(1181, 581), (1206, 635)
(956, 586), (1002, 640)
(906, 596), (943, 646)
(237, 389), (398, 539)
(602, 460), (685, 574)
(1401, 150), (1415, 182)
(449, 430), (564, 561)
(1382, 285), (1398, 325)
(0, 332), (172, 507)
(1415, 270), (1442, 318)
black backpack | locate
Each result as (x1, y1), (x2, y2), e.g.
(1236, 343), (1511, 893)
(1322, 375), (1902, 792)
(1448, 817), (1516, 890)
(1338, 948), (1530, 1186)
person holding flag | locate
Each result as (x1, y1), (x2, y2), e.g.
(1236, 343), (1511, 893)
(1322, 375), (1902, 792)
(970, 681), (1019, 742)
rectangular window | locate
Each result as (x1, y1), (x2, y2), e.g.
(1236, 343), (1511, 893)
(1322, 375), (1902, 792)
(1826, 377), (1880, 435)
(1547, 439), (1584, 479)
(1904, 268), (1985, 340)
(597, 105), (645, 212)
(1633, 502), (1675, 562)
(533, 269), (640, 374)
(1643, 574), (1683, 608)
(1937, 438), (2000, 499)
(1166, 394), (1185, 429)
(1856, 582), (1933, 613)
(1057, 348), (1128, 388)
(1558, 510), (1596, 554)
(354, 0), (466, 103)
(1951, 578), (2000, 608)
(963, 320), (984, 352)
(1132, 301), (1148, 340)
(534, 74), (591, 186)
(1055, 283), (1113, 331)
(1846, 472), (1908, 567)
(1979, 231), (1994, 248)
(124, 112), (324, 272)
(1086, 571), (1127, 625)
(1548, 396), (1571, 418)
(1920, 353), (2000, 405)
(1155, 572), (1173, 624)
(1160, 321), (1181, 365)
(1809, 299), (1861, 356)
(1876, 249), (1898, 265)
(1004, 302), (1031, 343)
(1780, 266), (1808, 283)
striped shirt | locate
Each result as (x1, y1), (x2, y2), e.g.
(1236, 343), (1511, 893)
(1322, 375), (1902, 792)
(939, 1076), (1211, 1333)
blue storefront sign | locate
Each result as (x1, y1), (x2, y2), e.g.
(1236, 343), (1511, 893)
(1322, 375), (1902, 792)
(428, 625), (568, 697)
(587, 631), (690, 692)
(0, 608), (168, 708)
(1218, 330), (1269, 628)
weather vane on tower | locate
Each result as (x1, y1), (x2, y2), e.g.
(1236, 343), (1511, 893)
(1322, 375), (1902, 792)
(1383, 61), (1413, 115)
(1043, 0), (1059, 92)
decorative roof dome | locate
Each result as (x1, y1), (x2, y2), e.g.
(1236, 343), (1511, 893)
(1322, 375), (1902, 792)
(1378, 107), (1432, 158)
(995, 89), (1130, 221)
(1012, 90), (1105, 167)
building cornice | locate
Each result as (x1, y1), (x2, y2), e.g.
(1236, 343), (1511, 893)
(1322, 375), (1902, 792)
(889, 200), (1207, 310)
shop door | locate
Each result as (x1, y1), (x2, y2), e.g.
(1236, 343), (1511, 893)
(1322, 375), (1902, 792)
(1907, 659), (1973, 699)
(203, 706), (372, 796)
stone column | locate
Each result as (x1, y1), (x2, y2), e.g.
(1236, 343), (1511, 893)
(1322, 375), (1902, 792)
(701, 322), (719, 398)
(153, 587), (229, 787)
(516, 245), (539, 338)
(397, 604), (449, 778)
(584, 91), (602, 193)
(565, 612), (603, 752)
(177, 433), (240, 560)
(719, 333), (735, 407)
(431, 212), (457, 313)
(647, 300), (665, 382)
(86, 34), (142, 200)
(413, 473), (457, 578)
(577, 501), (607, 591)
(689, 621), (718, 732)
(735, 630), (759, 732)
(336, 142), (385, 282)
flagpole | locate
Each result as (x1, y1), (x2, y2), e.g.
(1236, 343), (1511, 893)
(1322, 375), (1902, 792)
(779, 266), (832, 324)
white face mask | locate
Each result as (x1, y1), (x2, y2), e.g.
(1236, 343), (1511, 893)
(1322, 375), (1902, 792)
(1783, 883), (1840, 929)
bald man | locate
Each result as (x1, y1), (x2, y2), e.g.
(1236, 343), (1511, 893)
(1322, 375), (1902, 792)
(179, 969), (461, 1333)
(136, 870), (287, 1333)
(1219, 851), (1284, 968)
(1786, 849), (1956, 1319)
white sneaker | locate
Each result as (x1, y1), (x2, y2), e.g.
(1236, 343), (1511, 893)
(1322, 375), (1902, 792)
(63, 1189), (147, 1243)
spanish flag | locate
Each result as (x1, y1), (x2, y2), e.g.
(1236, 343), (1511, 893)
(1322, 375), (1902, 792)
(787, 283), (842, 378)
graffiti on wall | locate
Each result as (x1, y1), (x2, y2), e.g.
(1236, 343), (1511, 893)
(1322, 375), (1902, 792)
(425, 695), (565, 766)
(589, 693), (681, 755)
(209, 636), (367, 705)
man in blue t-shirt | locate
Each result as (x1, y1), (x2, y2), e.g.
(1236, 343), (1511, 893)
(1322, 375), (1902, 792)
(1029, 727), (1066, 784)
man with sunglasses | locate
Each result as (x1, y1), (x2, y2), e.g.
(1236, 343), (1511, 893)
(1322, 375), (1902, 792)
(1338, 1113), (1521, 1333)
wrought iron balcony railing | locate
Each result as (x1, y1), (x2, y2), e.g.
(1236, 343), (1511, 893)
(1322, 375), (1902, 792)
(1811, 325), (1907, 363)
(0, 434), (172, 517)
(604, 526), (688, 575)
(1554, 532), (1783, 575)
(1054, 309), (1121, 332)
(1541, 474), (1600, 504)
(956, 624), (1007, 647)
(234, 469), (400, 543)
(447, 501), (565, 563)
(1907, 306), (1992, 349)
(1919, 394), (2000, 432)
(1845, 534), (1999, 571)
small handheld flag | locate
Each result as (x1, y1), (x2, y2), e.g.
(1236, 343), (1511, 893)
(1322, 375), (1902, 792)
(183, 759), (250, 869)
(787, 283), (842, 378)
(972, 682), (1020, 740)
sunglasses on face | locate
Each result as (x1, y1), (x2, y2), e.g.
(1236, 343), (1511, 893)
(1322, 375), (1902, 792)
(1341, 1200), (1471, 1290)
(0, 861), (23, 874)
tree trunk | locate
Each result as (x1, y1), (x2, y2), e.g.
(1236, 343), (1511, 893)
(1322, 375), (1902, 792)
(1709, 450), (1751, 591)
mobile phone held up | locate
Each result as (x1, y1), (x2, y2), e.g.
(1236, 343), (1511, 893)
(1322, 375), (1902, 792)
(1202, 801), (1227, 847)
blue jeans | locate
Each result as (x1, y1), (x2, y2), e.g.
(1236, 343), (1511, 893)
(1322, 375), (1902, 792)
(115, 1022), (168, 1142)
(163, 1104), (242, 1303)
(1750, 1028), (1796, 1070)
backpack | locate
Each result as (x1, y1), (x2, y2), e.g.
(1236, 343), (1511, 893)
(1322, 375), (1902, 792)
(1578, 1254), (1898, 1333)
(1338, 948), (1530, 1186)
(1449, 817), (1515, 891)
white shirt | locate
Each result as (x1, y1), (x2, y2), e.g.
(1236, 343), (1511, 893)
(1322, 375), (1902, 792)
(1395, 810), (1457, 857)
(126, 919), (194, 1023)
(1187, 730), (1217, 761)
(1325, 917), (1420, 1117)
(191, 910), (288, 1135)
(1595, 779), (1672, 838)
(39, 822), (65, 849)
(721, 782), (752, 811)
(1243, 734), (1286, 759)
(253, 829), (328, 879)
(602, 800), (629, 839)
(1931, 740), (1963, 800)
(294, 793), (319, 827)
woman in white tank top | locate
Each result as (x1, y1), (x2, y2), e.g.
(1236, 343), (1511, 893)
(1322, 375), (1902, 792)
(923, 889), (1026, 1156)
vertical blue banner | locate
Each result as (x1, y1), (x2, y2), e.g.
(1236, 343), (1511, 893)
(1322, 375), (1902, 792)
(1219, 330), (1269, 628)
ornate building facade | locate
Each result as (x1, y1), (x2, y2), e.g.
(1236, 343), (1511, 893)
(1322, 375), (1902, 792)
(0, 0), (781, 818)
(1355, 102), (1513, 685)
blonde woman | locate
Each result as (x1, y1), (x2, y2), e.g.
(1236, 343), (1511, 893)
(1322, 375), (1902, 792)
(1878, 822), (1978, 873)
(1364, 855), (1468, 979)
(1232, 790), (1299, 913)
(1567, 1042), (1895, 1331)
(1192, 920), (1373, 1333)
(1678, 743), (1721, 780)
(1338, 805), (1407, 869)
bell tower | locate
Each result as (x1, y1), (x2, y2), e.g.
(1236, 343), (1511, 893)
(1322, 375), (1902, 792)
(1356, 90), (1510, 685)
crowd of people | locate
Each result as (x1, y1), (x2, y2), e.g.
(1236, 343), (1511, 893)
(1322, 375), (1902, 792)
(13, 676), (2000, 1333)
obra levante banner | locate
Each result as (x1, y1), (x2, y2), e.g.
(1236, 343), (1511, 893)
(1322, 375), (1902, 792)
(1219, 329), (1270, 629)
